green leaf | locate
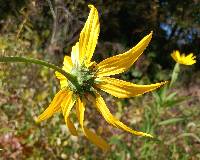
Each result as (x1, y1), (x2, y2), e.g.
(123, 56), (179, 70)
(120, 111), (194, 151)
(158, 117), (185, 125)
(164, 96), (189, 108)
(165, 92), (177, 101)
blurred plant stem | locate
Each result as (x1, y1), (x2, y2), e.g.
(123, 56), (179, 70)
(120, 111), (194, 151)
(0, 56), (79, 88)
(169, 63), (180, 88)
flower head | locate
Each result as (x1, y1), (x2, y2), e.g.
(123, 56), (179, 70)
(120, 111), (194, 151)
(36, 5), (167, 150)
(171, 50), (196, 65)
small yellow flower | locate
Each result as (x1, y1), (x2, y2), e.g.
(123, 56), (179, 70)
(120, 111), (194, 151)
(36, 5), (167, 150)
(171, 50), (196, 65)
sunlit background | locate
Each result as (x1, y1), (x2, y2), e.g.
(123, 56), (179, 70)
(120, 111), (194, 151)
(0, 0), (200, 159)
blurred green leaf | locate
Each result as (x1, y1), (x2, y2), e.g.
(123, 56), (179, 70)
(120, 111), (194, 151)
(165, 92), (177, 101)
(158, 117), (185, 125)
(164, 96), (189, 108)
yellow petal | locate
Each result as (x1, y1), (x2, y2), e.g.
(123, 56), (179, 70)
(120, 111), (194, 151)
(96, 32), (152, 77)
(55, 71), (65, 80)
(55, 55), (73, 89)
(66, 116), (78, 136)
(175, 50), (181, 59)
(186, 53), (195, 59)
(95, 77), (168, 98)
(59, 79), (68, 89)
(61, 91), (77, 135)
(171, 50), (196, 65)
(62, 55), (73, 73)
(94, 92), (153, 137)
(184, 53), (196, 65)
(55, 71), (68, 89)
(36, 89), (68, 123)
(71, 42), (80, 66)
(76, 97), (110, 151)
(79, 5), (100, 65)
(171, 51), (178, 63)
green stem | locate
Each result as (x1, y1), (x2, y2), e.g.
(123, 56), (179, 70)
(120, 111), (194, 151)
(169, 63), (180, 88)
(0, 56), (79, 88)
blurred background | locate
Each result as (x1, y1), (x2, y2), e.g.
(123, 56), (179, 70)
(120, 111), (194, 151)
(0, 0), (200, 159)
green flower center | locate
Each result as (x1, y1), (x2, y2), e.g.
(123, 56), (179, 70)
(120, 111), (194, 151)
(68, 65), (95, 95)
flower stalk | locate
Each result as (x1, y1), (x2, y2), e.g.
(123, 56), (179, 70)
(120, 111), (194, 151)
(0, 56), (80, 88)
(169, 63), (180, 88)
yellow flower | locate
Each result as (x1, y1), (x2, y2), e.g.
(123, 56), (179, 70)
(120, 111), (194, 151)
(36, 5), (167, 150)
(171, 50), (196, 65)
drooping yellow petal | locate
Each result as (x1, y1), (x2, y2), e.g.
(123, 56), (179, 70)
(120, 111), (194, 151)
(94, 92), (153, 137)
(96, 32), (152, 77)
(79, 5), (100, 65)
(66, 116), (78, 136)
(36, 89), (68, 123)
(76, 97), (109, 151)
(61, 91), (77, 136)
(95, 77), (168, 98)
